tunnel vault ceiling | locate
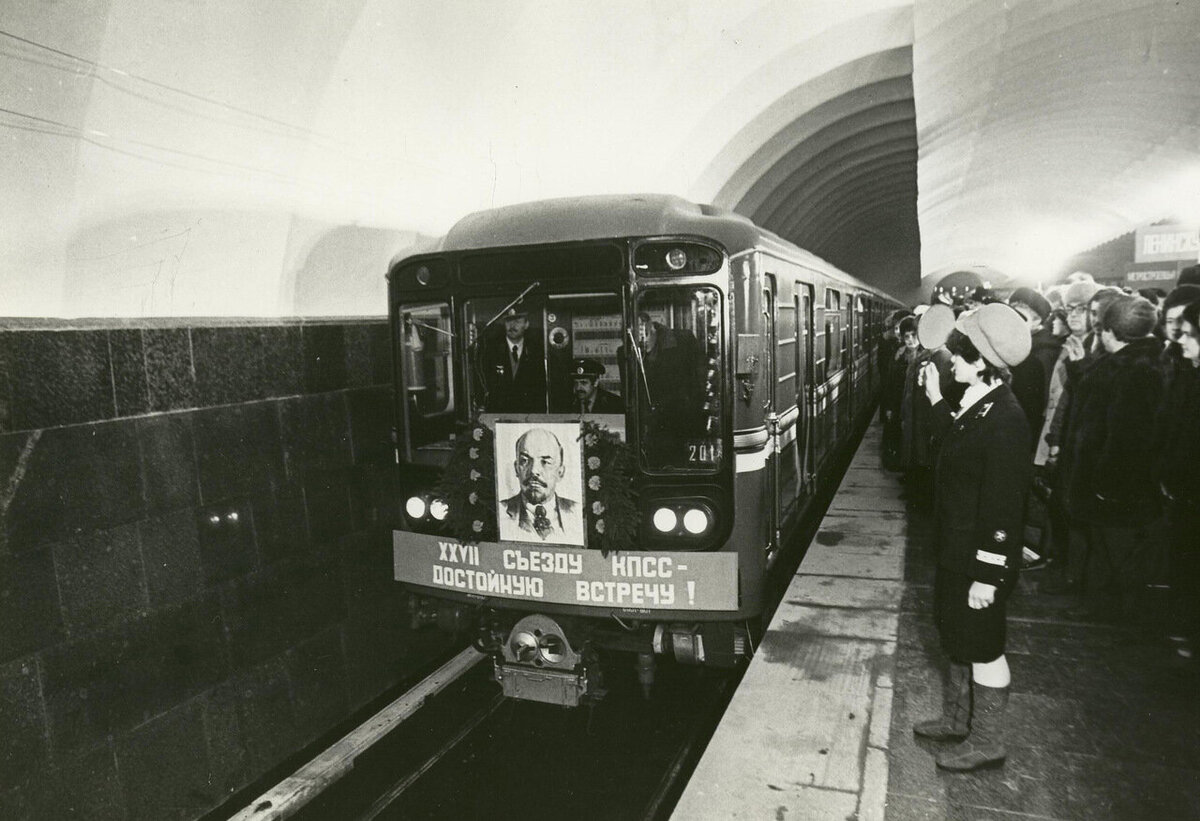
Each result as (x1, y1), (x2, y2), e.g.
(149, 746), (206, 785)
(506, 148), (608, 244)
(2, 1), (1199, 317)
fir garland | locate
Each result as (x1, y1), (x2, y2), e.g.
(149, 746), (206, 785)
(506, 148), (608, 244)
(437, 423), (499, 542)
(436, 419), (638, 556)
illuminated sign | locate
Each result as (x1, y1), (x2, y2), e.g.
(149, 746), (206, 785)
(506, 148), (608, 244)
(394, 531), (738, 611)
(1135, 224), (1200, 263)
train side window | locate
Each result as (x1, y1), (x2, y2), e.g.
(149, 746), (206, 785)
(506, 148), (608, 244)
(398, 302), (457, 461)
(825, 288), (841, 373)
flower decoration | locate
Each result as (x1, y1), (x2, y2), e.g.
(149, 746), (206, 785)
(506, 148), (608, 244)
(468, 491), (479, 505)
(595, 519), (606, 534)
(469, 447), (479, 460)
(470, 469), (481, 481)
(592, 501), (605, 515)
(472, 428), (483, 441)
(588, 475), (602, 491)
(438, 422), (498, 542)
(472, 520), (483, 533)
(587, 456), (601, 470)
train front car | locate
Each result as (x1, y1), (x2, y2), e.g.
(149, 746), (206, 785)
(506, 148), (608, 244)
(390, 196), (771, 707)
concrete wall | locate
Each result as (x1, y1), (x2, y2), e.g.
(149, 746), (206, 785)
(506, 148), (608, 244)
(0, 319), (443, 820)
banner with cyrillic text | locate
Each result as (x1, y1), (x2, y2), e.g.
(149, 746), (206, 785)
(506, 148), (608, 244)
(394, 531), (738, 611)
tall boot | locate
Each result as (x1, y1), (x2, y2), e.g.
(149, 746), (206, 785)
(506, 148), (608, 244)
(913, 661), (971, 741)
(936, 683), (1008, 771)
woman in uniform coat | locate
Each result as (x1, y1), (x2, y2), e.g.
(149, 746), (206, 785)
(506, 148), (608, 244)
(913, 302), (1033, 772)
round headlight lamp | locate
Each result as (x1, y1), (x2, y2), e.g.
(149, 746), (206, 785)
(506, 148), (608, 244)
(429, 499), (449, 520)
(665, 248), (688, 270)
(652, 507), (678, 533)
(405, 496), (427, 519)
(683, 508), (710, 535)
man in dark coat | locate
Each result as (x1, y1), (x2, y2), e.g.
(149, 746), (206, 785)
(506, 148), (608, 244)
(1008, 287), (1062, 439)
(1059, 295), (1167, 619)
(481, 307), (546, 413)
(635, 313), (705, 455)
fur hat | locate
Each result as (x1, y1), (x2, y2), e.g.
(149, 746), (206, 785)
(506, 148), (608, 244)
(1063, 280), (1099, 308)
(1008, 287), (1051, 321)
(1101, 295), (1157, 341)
(955, 303), (1031, 368)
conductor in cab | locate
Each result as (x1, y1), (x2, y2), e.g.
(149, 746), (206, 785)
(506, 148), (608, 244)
(482, 307), (546, 413)
(569, 358), (623, 415)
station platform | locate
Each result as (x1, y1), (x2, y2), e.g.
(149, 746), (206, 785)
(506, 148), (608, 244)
(672, 423), (1200, 820)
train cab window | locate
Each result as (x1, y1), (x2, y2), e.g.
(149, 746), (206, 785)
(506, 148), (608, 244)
(633, 288), (723, 471)
(464, 294), (624, 417)
(399, 303), (456, 462)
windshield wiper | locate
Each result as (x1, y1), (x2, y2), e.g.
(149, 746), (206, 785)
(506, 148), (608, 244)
(484, 281), (541, 329)
(626, 327), (654, 407)
(403, 314), (455, 338)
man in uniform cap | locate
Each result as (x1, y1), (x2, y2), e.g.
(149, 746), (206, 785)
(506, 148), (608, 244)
(570, 358), (623, 414)
(482, 306), (546, 413)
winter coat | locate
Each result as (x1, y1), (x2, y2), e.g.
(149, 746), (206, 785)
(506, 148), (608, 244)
(1010, 327), (1062, 442)
(930, 383), (1032, 587)
(1156, 362), (1200, 505)
(1059, 337), (1167, 526)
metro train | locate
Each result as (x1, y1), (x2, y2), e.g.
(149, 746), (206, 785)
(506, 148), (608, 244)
(389, 194), (902, 707)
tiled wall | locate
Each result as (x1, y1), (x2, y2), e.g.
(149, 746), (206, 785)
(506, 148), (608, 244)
(0, 320), (444, 820)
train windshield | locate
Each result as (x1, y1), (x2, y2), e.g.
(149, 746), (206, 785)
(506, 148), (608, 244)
(466, 294), (625, 416)
(398, 303), (457, 463)
(633, 287), (723, 471)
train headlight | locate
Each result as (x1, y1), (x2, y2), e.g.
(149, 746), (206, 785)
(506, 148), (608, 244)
(429, 499), (449, 520)
(682, 508), (710, 535)
(510, 631), (539, 663)
(665, 247), (688, 270)
(652, 507), (678, 533)
(405, 496), (427, 519)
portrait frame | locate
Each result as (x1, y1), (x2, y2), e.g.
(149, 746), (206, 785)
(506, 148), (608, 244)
(493, 420), (587, 547)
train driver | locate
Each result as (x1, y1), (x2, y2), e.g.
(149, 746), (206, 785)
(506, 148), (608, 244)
(570, 358), (623, 414)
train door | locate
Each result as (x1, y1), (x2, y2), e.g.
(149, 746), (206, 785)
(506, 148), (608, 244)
(770, 275), (801, 530)
(797, 281), (815, 495)
(761, 276), (780, 550)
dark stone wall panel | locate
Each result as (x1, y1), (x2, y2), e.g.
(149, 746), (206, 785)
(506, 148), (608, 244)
(118, 700), (215, 821)
(192, 403), (285, 503)
(0, 549), (64, 663)
(223, 558), (345, 670)
(304, 471), (353, 545)
(203, 684), (250, 799)
(347, 386), (393, 465)
(54, 524), (148, 634)
(232, 659), (298, 777)
(6, 331), (114, 430)
(280, 393), (352, 479)
(0, 658), (48, 788)
(109, 330), (149, 418)
(303, 325), (348, 393)
(251, 483), (310, 566)
(41, 595), (228, 749)
(144, 328), (197, 412)
(139, 511), (204, 608)
(2, 423), (145, 552)
(286, 628), (349, 748)
(345, 323), (391, 388)
(192, 327), (304, 406)
(0, 333), (12, 432)
(9, 743), (126, 821)
(196, 500), (258, 585)
(137, 413), (200, 514)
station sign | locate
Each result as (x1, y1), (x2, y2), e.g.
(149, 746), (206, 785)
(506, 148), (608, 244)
(1134, 224), (1200, 263)
(394, 531), (738, 611)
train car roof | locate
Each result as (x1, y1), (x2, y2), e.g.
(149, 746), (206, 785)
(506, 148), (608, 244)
(392, 194), (897, 301)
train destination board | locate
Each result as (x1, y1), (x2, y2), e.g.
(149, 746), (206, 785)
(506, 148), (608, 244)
(394, 532), (739, 611)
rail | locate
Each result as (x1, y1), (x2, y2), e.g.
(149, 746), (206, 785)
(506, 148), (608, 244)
(229, 646), (487, 821)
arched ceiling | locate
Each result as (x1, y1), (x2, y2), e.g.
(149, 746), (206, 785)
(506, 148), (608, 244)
(1, 0), (1198, 317)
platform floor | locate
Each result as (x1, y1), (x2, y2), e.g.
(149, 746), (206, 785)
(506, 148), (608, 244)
(673, 422), (1200, 820)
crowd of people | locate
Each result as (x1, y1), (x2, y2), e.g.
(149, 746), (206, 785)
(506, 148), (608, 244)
(878, 265), (1200, 773)
(882, 265), (1200, 660)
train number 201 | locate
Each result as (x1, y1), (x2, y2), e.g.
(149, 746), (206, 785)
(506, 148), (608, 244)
(686, 440), (721, 464)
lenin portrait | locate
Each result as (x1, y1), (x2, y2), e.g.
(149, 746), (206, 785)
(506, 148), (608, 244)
(494, 421), (586, 546)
